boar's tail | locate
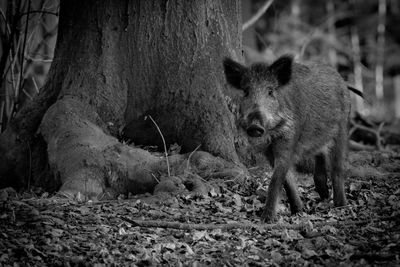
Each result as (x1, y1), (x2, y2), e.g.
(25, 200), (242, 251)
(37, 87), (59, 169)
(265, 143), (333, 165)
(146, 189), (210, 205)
(347, 85), (363, 98)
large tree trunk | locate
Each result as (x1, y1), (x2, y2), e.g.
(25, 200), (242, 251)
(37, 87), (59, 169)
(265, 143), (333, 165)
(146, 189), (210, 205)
(122, 1), (242, 160)
(0, 0), (246, 198)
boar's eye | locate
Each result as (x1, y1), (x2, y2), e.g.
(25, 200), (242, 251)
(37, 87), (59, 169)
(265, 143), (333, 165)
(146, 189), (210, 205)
(267, 87), (274, 96)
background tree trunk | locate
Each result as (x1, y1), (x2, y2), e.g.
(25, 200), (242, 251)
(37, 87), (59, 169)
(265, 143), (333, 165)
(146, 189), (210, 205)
(375, 0), (386, 100)
(326, 0), (337, 68)
(395, 76), (400, 118)
(351, 26), (364, 114)
(0, 0), (245, 197)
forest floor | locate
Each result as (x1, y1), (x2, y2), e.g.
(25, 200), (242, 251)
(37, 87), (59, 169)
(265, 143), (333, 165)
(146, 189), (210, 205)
(1, 149), (400, 266)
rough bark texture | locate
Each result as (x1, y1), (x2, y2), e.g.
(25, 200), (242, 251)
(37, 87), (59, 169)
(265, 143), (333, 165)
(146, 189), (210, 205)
(0, 0), (245, 197)
(123, 1), (242, 162)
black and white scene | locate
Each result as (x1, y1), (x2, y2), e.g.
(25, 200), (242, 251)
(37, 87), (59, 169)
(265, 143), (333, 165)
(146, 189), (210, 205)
(0, 0), (399, 265)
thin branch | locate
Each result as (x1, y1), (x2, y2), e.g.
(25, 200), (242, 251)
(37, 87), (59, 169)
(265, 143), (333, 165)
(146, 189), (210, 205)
(7, 101), (14, 123)
(145, 115), (171, 177)
(242, 0), (274, 31)
(186, 144), (201, 171)
(0, 101), (4, 132)
(18, 0), (32, 104)
(22, 89), (34, 101)
(120, 214), (399, 231)
(9, 50), (16, 98)
(25, 55), (53, 63)
(2, 37), (21, 81)
(31, 76), (39, 94)
(151, 173), (160, 183)
(18, 10), (59, 19)
(0, 6), (12, 36)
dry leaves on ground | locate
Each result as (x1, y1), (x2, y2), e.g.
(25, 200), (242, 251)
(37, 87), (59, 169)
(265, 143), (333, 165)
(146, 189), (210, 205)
(0, 150), (399, 266)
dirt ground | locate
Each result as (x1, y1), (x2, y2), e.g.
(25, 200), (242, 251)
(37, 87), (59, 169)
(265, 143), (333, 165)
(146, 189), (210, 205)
(1, 149), (399, 266)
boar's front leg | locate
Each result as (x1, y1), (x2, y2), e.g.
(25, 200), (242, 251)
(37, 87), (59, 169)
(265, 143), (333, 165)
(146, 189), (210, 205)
(284, 169), (304, 214)
(261, 143), (293, 222)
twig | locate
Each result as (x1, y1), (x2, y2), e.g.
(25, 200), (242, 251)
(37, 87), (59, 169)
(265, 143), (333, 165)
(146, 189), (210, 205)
(18, 0), (31, 105)
(145, 115), (170, 177)
(0, 101), (4, 131)
(22, 89), (34, 100)
(3, 37), (21, 81)
(349, 140), (375, 151)
(120, 214), (399, 231)
(186, 144), (201, 171)
(31, 76), (39, 93)
(7, 102), (14, 124)
(9, 50), (16, 94)
(151, 173), (160, 183)
(18, 10), (59, 19)
(0, 6), (11, 36)
(242, 0), (274, 31)
(25, 55), (53, 63)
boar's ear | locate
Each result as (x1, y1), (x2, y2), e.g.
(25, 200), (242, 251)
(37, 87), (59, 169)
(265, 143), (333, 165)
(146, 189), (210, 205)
(223, 58), (246, 89)
(270, 55), (293, 86)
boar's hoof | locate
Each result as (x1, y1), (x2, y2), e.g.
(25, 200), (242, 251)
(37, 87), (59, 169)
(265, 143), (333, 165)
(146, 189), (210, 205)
(260, 210), (277, 223)
(247, 124), (265, 137)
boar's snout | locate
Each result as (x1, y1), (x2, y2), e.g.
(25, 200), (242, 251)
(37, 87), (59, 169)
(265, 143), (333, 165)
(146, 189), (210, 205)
(247, 123), (265, 137)
(245, 111), (265, 137)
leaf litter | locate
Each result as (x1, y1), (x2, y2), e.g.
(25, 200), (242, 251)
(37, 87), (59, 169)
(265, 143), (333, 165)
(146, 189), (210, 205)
(0, 150), (400, 266)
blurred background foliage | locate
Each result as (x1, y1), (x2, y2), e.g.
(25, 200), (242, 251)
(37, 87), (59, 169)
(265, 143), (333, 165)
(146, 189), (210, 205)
(0, 0), (58, 132)
(243, 0), (400, 121)
(0, 0), (399, 133)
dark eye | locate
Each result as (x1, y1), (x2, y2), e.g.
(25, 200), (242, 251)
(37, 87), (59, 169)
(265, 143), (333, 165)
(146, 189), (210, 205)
(267, 88), (274, 96)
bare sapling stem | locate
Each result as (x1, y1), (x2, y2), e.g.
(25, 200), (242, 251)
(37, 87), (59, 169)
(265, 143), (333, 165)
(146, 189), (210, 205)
(145, 115), (171, 177)
(186, 144), (201, 171)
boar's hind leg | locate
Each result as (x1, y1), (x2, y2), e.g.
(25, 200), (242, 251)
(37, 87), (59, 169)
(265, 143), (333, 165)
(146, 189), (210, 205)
(330, 125), (347, 206)
(313, 153), (330, 200)
(284, 169), (304, 214)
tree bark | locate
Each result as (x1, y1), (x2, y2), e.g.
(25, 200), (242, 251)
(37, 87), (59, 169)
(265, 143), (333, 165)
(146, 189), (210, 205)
(122, 0), (242, 161)
(0, 0), (246, 198)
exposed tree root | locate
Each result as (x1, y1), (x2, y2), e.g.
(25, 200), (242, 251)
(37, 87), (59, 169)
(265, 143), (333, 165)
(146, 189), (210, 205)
(349, 140), (375, 151)
(38, 96), (245, 200)
(349, 119), (385, 150)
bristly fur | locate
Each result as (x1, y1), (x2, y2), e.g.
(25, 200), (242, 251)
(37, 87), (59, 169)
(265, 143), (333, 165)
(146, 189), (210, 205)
(223, 58), (246, 89)
(223, 54), (350, 223)
(269, 54), (293, 85)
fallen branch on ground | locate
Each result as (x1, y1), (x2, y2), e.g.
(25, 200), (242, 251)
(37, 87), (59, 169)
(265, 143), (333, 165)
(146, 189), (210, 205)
(349, 119), (385, 150)
(349, 140), (375, 151)
(120, 214), (399, 231)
